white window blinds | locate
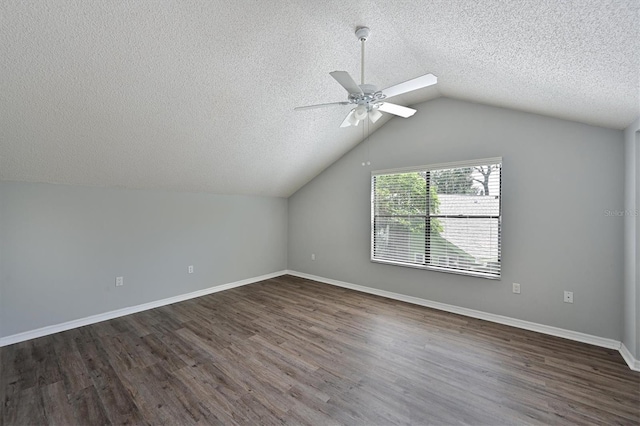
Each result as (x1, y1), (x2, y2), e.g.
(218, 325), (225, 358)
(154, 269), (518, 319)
(371, 158), (502, 279)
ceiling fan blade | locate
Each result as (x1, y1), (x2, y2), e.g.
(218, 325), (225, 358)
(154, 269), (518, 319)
(381, 73), (437, 99)
(377, 102), (417, 118)
(330, 71), (363, 94)
(340, 110), (357, 127)
(294, 101), (350, 111)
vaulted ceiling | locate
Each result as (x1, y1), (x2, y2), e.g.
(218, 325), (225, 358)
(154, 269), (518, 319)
(1, 1), (638, 197)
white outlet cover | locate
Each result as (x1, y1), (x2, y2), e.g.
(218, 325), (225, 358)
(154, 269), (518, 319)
(188, 265), (194, 274)
(512, 283), (521, 294)
(115, 276), (124, 287)
(564, 291), (573, 303)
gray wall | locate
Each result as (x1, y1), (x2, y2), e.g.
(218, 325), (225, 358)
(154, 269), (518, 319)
(0, 182), (287, 337)
(288, 98), (625, 340)
(624, 118), (640, 358)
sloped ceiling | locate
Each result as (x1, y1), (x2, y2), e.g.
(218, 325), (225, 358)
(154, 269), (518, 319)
(1, 0), (638, 197)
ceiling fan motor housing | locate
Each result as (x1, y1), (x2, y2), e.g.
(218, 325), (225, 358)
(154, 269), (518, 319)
(359, 84), (377, 94)
(349, 84), (386, 108)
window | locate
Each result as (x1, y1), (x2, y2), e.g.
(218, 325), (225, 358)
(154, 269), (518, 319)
(371, 158), (502, 279)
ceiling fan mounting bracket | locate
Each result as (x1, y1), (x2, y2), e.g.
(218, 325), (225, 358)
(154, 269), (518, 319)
(355, 27), (370, 41)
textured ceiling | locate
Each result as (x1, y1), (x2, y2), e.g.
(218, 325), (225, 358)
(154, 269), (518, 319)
(1, 0), (638, 197)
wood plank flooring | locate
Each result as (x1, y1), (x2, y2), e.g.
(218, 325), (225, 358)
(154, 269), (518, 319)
(1, 275), (639, 425)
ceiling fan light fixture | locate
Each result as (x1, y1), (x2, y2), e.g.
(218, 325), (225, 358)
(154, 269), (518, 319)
(368, 109), (382, 123)
(353, 105), (368, 121)
(347, 112), (360, 126)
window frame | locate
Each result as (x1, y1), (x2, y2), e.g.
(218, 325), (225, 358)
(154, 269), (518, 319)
(370, 157), (502, 280)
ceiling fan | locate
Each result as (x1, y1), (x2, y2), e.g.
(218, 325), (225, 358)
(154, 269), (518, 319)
(295, 27), (437, 127)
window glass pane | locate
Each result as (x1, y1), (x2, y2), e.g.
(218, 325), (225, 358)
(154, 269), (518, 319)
(374, 173), (427, 217)
(429, 217), (500, 275)
(373, 216), (425, 264)
(428, 163), (501, 276)
(431, 164), (501, 215)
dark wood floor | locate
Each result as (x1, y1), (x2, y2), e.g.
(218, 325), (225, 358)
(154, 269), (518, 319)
(1, 275), (639, 425)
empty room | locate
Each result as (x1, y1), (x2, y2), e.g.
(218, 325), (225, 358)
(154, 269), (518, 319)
(1, 1), (639, 425)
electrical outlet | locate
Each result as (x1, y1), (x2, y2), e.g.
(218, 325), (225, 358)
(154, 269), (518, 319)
(188, 265), (194, 274)
(512, 283), (521, 294)
(115, 276), (124, 287)
(311, 253), (316, 261)
(564, 291), (573, 303)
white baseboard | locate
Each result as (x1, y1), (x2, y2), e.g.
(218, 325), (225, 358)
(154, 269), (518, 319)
(3, 269), (638, 372)
(0, 270), (287, 347)
(620, 343), (640, 372)
(286, 270), (639, 371)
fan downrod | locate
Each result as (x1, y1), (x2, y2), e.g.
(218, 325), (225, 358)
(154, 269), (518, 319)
(355, 27), (370, 85)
